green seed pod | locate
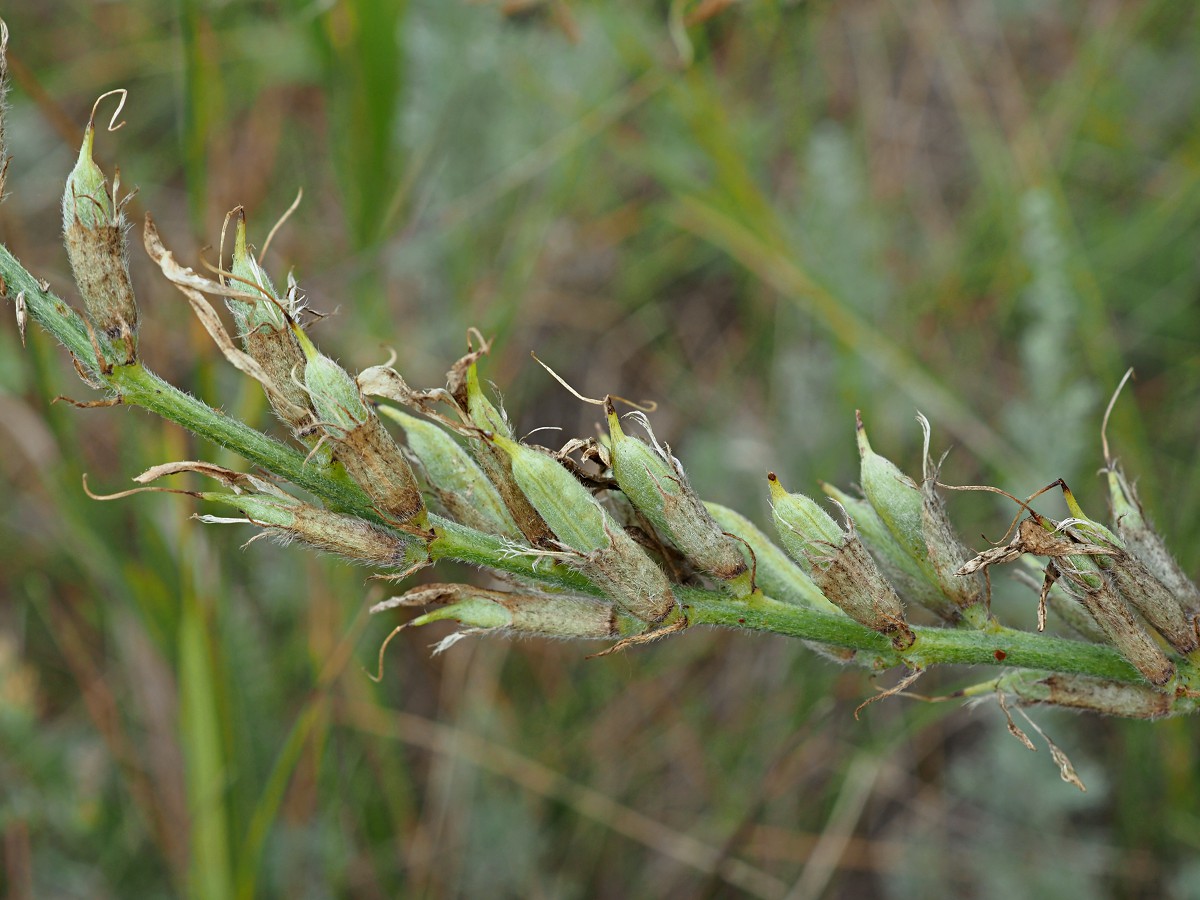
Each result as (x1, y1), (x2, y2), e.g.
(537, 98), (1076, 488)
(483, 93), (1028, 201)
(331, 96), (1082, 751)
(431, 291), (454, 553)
(224, 211), (313, 435)
(227, 210), (287, 332)
(199, 490), (427, 571)
(1106, 463), (1200, 621)
(769, 473), (914, 650)
(378, 405), (521, 538)
(915, 416), (986, 618)
(606, 402), (749, 593)
(61, 110), (137, 350)
(704, 501), (837, 612)
(856, 415), (986, 624)
(491, 433), (677, 624)
(295, 326), (426, 528)
(137, 462), (428, 570)
(375, 584), (632, 640)
(856, 413), (925, 564)
(822, 482), (959, 622)
(1060, 486), (1197, 655)
(460, 360), (555, 546)
(768, 472), (842, 573)
(465, 360), (512, 437)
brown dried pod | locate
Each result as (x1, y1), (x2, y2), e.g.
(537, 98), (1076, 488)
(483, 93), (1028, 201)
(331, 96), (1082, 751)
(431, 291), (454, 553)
(1014, 674), (1174, 720)
(959, 516), (1175, 686)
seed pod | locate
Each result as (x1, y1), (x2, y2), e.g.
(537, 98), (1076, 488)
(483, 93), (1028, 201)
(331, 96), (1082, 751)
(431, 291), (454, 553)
(1011, 674), (1173, 720)
(768, 472), (842, 573)
(1030, 519), (1176, 686)
(1060, 486), (1197, 655)
(61, 106), (137, 351)
(915, 415), (986, 617)
(378, 405), (521, 538)
(295, 326), (427, 529)
(704, 501), (836, 612)
(225, 211), (313, 434)
(134, 461), (428, 570)
(823, 483), (958, 622)
(769, 473), (915, 650)
(606, 402), (749, 593)
(491, 433), (677, 624)
(856, 413), (925, 564)
(1106, 463), (1200, 621)
(374, 584), (630, 640)
(459, 360), (555, 545)
(200, 491), (427, 570)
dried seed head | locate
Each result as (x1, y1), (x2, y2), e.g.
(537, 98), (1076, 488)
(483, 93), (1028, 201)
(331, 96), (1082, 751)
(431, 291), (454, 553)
(294, 326), (427, 528)
(61, 98), (137, 351)
(378, 405), (521, 538)
(606, 402), (749, 592)
(769, 473), (914, 649)
(491, 433), (677, 623)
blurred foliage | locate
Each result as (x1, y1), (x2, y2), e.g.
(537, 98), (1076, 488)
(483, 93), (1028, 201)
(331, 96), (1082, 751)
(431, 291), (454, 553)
(1, 0), (1199, 897)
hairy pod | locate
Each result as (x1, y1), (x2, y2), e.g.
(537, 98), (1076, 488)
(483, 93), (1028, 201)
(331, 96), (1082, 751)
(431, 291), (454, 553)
(1054, 562), (1176, 686)
(224, 212), (313, 433)
(769, 473), (914, 650)
(915, 416), (986, 617)
(62, 120), (137, 350)
(296, 327), (427, 528)
(606, 402), (749, 592)
(461, 361), (555, 545)
(823, 482), (960, 622)
(856, 414), (925, 564)
(378, 406), (521, 538)
(704, 501), (836, 612)
(1107, 463), (1200, 621)
(491, 433), (677, 624)
(377, 585), (628, 640)
(201, 490), (426, 570)
(1061, 487), (1197, 655)
(1011, 674), (1174, 719)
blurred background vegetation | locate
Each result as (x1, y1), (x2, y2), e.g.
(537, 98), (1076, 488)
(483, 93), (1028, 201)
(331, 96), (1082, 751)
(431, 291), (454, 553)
(1, 1), (1199, 897)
